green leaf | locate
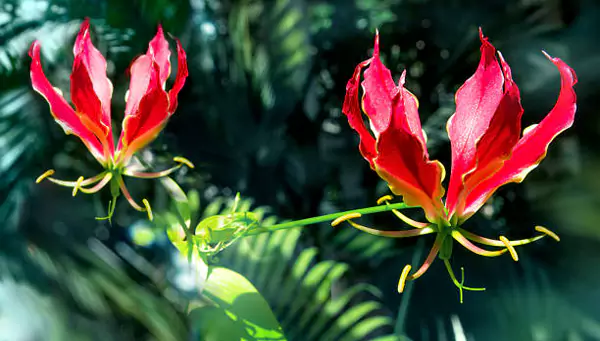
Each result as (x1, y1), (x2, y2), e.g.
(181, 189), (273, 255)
(193, 267), (286, 341)
(211, 196), (397, 340)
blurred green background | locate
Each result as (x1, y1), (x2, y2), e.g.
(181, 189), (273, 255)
(1, 0), (600, 340)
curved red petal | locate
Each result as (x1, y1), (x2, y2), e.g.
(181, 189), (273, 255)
(123, 54), (152, 125)
(342, 58), (377, 167)
(374, 84), (446, 223)
(71, 58), (113, 157)
(445, 29), (504, 216)
(361, 32), (395, 136)
(148, 25), (171, 86)
(343, 33), (444, 222)
(453, 52), (524, 217)
(362, 33), (428, 146)
(72, 18), (114, 153)
(117, 62), (170, 164)
(167, 38), (188, 114)
(118, 26), (181, 154)
(459, 54), (577, 221)
(29, 40), (105, 163)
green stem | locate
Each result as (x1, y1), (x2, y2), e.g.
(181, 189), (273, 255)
(245, 202), (413, 237)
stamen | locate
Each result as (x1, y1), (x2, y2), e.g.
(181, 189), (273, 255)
(173, 156), (195, 169)
(72, 176), (84, 196)
(377, 195), (429, 228)
(123, 166), (181, 179)
(499, 236), (519, 261)
(451, 231), (508, 257)
(79, 173), (113, 194)
(459, 228), (545, 247)
(377, 195), (394, 205)
(390, 209), (430, 229)
(36, 169), (55, 183)
(535, 226), (560, 242)
(407, 234), (443, 281)
(142, 199), (153, 221)
(117, 176), (145, 211)
(123, 156), (194, 179)
(347, 220), (436, 238)
(43, 172), (108, 188)
(397, 264), (412, 293)
(331, 212), (362, 227)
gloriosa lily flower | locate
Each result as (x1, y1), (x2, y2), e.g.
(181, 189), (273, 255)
(340, 29), (576, 298)
(31, 19), (192, 221)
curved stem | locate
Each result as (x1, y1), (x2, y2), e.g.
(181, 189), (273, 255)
(452, 230), (508, 257)
(244, 202), (414, 237)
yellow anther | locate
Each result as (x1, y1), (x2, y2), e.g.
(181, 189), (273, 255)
(331, 212), (362, 227)
(398, 264), (412, 293)
(72, 176), (84, 196)
(173, 156), (195, 169)
(499, 236), (519, 262)
(535, 226), (560, 242)
(377, 195), (394, 205)
(142, 199), (153, 221)
(36, 169), (55, 183)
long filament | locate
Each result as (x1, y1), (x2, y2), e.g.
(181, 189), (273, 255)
(407, 234), (443, 281)
(377, 196), (429, 228)
(451, 231), (508, 257)
(79, 173), (113, 194)
(123, 156), (195, 179)
(459, 228), (546, 247)
(41, 171), (107, 187)
(117, 176), (145, 211)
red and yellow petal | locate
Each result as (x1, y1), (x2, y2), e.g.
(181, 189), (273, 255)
(147, 25), (172, 86)
(445, 29), (505, 217)
(72, 18), (114, 154)
(342, 33), (445, 222)
(453, 51), (524, 217)
(29, 40), (105, 163)
(361, 32), (396, 136)
(362, 33), (428, 147)
(117, 62), (170, 164)
(374, 83), (446, 223)
(167, 39), (188, 114)
(459, 53), (577, 221)
(342, 58), (377, 167)
(125, 55), (153, 120)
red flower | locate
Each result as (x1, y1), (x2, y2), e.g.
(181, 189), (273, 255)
(342, 29), (576, 297)
(32, 19), (193, 220)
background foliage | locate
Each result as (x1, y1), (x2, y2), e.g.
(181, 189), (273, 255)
(2, 0), (600, 340)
